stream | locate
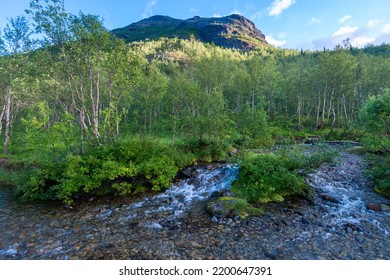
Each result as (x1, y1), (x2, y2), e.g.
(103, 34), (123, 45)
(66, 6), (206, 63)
(0, 144), (389, 260)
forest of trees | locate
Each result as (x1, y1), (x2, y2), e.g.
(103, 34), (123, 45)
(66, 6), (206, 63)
(0, 0), (389, 204)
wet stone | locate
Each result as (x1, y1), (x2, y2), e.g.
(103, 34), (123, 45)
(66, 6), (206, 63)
(380, 204), (390, 212)
(366, 204), (382, 211)
(319, 193), (340, 204)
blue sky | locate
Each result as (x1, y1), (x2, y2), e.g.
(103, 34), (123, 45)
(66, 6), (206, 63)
(1, 0), (390, 50)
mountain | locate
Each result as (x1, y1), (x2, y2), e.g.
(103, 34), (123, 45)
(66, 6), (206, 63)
(111, 14), (268, 51)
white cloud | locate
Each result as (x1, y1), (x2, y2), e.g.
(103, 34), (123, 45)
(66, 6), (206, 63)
(231, 8), (242, 15)
(309, 21), (390, 50)
(367, 19), (381, 28)
(141, 0), (157, 19)
(266, 35), (286, 47)
(213, 13), (222, 18)
(250, 12), (262, 21)
(301, 19), (390, 50)
(351, 36), (375, 47)
(189, 8), (197, 13)
(339, 15), (352, 23)
(268, 0), (295, 17)
(278, 32), (287, 39)
(382, 23), (390, 34)
(308, 17), (322, 25)
(332, 26), (358, 37)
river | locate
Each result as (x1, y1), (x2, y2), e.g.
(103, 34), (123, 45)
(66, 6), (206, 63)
(0, 145), (389, 259)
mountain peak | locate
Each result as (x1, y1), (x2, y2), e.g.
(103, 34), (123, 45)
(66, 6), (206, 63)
(112, 14), (268, 51)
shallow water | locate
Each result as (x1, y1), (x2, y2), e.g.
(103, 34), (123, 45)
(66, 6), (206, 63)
(0, 146), (389, 260)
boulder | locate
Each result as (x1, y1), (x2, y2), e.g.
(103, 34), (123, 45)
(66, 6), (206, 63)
(304, 137), (320, 144)
(366, 203), (381, 211)
(380, 204), (390, 212)
(319, 193), (340, 204)
(181, 167), (196, 178)
(206, 197), (248, 219)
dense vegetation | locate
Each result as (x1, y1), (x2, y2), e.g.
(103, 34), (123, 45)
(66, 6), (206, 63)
(232, 145), (336, 204)
(0, 0), (389, 204)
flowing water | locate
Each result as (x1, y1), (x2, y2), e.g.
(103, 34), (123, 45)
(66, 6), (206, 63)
(0, 145), (389, 260)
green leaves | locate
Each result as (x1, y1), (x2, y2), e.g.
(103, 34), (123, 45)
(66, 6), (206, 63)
(3, 16), (34, 54)
(232, 147), (335, 204)
(359, 89), (390, 153)
(233, 153), (306, 204)
(18, 137), (191, 204)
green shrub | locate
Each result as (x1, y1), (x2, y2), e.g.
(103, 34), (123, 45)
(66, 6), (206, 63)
(367, 155), (390, 199)
(232, 147), (335, 204)
(17, 136), (193, 204)
(232, 153), (309, 204)
(179, 138), (231, 162)
(358, 90), (390, 153)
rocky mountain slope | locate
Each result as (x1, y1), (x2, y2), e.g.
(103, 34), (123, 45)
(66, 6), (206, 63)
(111, 14), (268, 51)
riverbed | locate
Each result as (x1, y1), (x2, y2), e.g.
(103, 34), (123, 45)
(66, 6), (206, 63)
(0, 145), (389, 259)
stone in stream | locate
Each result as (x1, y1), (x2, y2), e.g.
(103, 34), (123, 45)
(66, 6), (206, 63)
(380, 204), (390, 212)
(366, 203), (382, 211)
(319, 193), (340, 204)
(181, 167), (197, 178)
(304, 136), (320, 144)
(206, 197), (249, 220)
(344, 223), (361, 233)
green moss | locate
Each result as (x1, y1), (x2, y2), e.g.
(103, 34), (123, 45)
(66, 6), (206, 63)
(219, 196), (236, 201)
(347, 146), (367, 155)
(227, 197), (263, 217)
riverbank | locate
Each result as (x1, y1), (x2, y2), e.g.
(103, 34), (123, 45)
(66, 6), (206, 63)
(0, 146), (389, 260)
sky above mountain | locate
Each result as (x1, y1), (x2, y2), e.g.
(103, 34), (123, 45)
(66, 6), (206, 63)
(1, 0), (390, 50)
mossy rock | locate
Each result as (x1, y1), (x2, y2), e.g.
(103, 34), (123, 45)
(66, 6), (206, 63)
(206, 196), (262, 219)
(206, 196), (237, 218)
(347, 146), (367, 155)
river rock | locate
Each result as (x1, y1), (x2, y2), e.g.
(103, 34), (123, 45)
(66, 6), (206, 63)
(366, 203), (381, 211)
(206, 197), (248, 219)
(380, 204), (390, 212)
(304, 137), (320, 144)
(366, 181), (376, 188)
(181, 167), (197, 178)
(319, 193), (340, 204)
(346, 146), (367, 155)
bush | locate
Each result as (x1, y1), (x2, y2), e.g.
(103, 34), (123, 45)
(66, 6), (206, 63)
(232, 153), (309, 204)
(179, 138), (231, 162)
(358, 90), (390, 153)
(367, 155), (390, 199)
(232, 147), (336, 204)
(17, 136), (193, 204)
(234, 106), (275, 149)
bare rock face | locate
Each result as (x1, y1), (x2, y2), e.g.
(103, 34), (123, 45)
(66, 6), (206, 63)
(112, 14), (268, 51)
